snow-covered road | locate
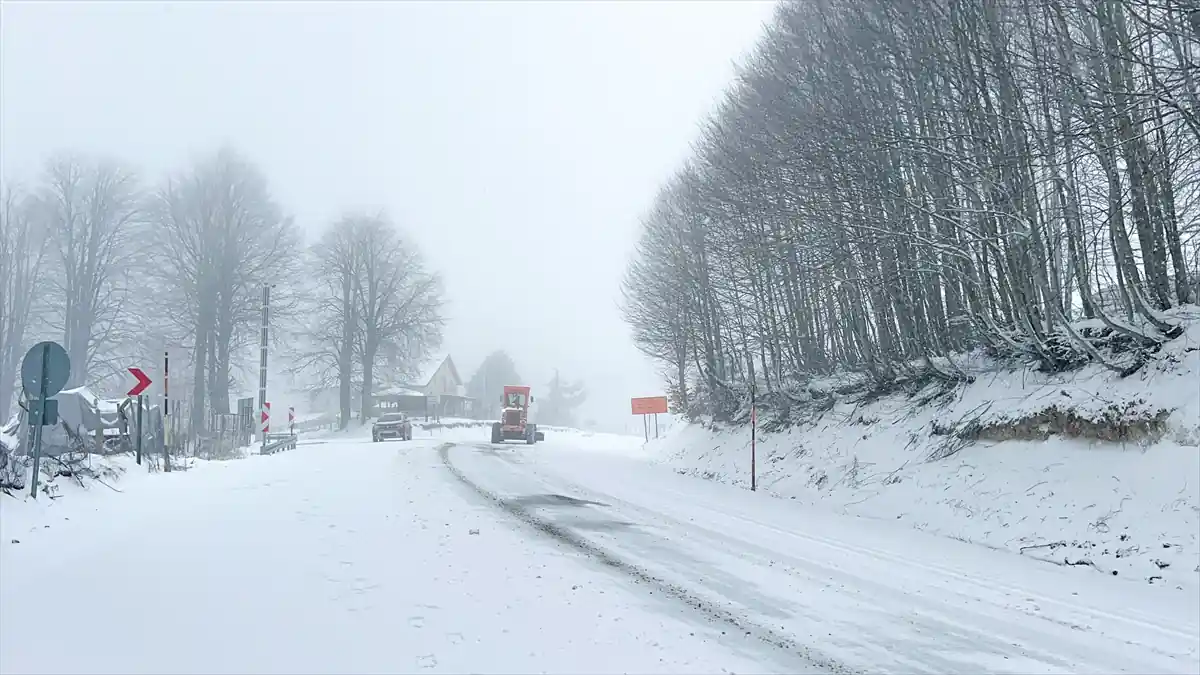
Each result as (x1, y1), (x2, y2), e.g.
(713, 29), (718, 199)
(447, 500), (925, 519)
(0, 437), (792, 674)
(2, 434), (1197, 674)
(441, 439), (1200, 675)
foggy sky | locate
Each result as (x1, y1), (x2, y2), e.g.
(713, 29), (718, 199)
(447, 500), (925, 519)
(0, 0), (774, 433)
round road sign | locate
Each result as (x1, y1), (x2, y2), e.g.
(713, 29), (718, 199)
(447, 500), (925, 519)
(21, 341), (71, 398)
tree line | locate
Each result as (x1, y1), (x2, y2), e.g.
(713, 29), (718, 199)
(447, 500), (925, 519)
(0, 146), (445, 435)
(623, 0), (1199, 421)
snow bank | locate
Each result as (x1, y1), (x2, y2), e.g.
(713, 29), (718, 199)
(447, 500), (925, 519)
(648, 307), (1200, 590)
(1, 454), (143, 539)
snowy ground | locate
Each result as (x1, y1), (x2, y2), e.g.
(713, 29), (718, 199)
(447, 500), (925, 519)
(649, 307), (1200, 591)
(3, 430), (1197, 673)
(441, 441), (1199, 673)
(0, 437), (781, 674)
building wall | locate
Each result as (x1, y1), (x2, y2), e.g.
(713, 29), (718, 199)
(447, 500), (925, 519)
(424, 360), (458, 397)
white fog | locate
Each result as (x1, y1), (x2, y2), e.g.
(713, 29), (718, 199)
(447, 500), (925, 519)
(1, 0), (774, 433)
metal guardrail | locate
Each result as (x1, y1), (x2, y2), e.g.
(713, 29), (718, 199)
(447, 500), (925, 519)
(260, 433), (298, 455)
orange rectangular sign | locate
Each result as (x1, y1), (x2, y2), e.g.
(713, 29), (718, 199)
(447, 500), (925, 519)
(631, 396), (668, 415)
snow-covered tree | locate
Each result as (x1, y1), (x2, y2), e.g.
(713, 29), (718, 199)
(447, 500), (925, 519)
(539, 369), (587, 427)
(466, 350), (523, 419)
(144, 146), (302, 435)
(623, 0), (1199, 420)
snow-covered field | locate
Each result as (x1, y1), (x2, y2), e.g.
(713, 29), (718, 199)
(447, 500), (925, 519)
(648, 307), (1200, 591)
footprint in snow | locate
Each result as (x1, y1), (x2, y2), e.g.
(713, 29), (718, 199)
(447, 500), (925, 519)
(409, 615), (426, 628)
(417, 654), (438, 669)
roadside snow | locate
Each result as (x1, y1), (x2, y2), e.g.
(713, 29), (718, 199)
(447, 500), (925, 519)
(0, 439), (786, 674)
(648, 308), (1200, 590)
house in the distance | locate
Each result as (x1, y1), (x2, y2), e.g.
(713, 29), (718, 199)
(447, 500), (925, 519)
(374, 353), (472, 420)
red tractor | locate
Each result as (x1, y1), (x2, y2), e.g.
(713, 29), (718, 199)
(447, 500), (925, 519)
(491, 385), (545, 445)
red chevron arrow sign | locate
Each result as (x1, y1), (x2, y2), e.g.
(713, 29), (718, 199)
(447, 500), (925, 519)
(127, 367), (152, 397)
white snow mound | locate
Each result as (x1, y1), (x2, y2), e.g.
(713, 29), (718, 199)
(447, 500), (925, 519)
(648, 306), (1200, 590)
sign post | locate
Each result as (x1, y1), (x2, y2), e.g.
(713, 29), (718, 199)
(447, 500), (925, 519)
(630, 396), (669, 443)
(136, 396), (144, 465)
(750, 385), (757, 492)
(20, 342), (71, 499)
(288, 406), (295, 436)
(127, 366), (153, 466)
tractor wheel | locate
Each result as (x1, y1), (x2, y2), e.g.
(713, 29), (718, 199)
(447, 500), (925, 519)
(491, 422), (502, 444)
(526, 424), (537, 445)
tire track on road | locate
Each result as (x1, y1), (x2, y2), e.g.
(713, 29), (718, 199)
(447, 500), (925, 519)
(437, 442), (855, 675)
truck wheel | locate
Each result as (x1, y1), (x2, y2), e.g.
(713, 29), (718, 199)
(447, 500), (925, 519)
(491, 422), (502, 444)
(526, 423), (537, 445)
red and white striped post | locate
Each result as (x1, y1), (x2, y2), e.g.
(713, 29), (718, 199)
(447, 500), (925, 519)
(288, 407), (295, 435)
(261, 401), (271, 438)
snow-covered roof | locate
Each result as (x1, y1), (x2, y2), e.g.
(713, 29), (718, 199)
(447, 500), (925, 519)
(58, 385), (109, 407)
(376, 385), (427, 398)
(409, 353), (461, 389)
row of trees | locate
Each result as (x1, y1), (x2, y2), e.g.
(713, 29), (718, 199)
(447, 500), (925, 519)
(293, 213), (444, 429)
(623, 0), (1199, 420)
(0, 147), (445, 435)
(465, 350), (588, 426)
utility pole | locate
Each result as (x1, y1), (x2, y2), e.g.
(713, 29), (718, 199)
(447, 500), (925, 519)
(259, 284), (270, 450)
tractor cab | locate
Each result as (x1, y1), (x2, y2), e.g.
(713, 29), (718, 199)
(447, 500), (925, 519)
(503, 388), (528, 410)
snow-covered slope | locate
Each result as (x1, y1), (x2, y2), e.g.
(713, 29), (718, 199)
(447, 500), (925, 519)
(649, 307), (1200, 590)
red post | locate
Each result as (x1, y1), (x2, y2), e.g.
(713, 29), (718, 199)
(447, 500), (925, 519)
(163, 350), (171, 473)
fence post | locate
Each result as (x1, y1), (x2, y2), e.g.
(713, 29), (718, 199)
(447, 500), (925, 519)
(95, 405), (104, 455)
